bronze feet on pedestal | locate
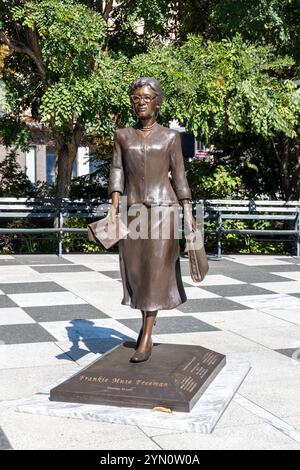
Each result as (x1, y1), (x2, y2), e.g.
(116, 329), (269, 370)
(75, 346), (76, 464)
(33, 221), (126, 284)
(130, 310), (157, 363)
(130, 338), (153, 363)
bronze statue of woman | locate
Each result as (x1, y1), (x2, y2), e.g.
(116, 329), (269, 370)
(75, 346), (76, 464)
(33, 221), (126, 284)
(108, 77), (195, 363)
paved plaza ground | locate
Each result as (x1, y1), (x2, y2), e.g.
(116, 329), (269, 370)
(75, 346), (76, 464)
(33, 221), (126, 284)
(0, 253), (299, 450)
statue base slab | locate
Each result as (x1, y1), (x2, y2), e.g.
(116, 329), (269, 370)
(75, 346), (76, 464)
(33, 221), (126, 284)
(49, 342), (226, 412)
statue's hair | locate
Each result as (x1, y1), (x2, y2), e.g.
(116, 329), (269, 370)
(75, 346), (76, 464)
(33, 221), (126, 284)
(128, 77), (163, 105)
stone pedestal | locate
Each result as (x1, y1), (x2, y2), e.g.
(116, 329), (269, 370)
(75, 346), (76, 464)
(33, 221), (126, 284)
(50, 342), (226, 412)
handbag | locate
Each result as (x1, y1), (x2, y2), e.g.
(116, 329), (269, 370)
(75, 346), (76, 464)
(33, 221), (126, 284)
(184, 229), (209, 282)
(87, 213), (129, 249)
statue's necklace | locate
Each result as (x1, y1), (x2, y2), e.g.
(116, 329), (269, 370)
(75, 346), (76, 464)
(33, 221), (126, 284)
(140, 122), (156, 131)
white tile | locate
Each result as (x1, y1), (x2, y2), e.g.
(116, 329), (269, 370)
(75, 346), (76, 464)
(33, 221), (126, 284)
(62, 254), (118, 264)
(271, 272), (300, 281)
(39, 318), (137, 342)
(154, 330), (266, 354)
(183, 275), (246, 286)
(226, 349), (300, 381)
(228, 293), (300, 310)
(0, 408), (157, 450)
(91, 304), (141, 319)
(153, 423), (300, 450)
(185, 287), (220, 299)
(46, 281), (119, 298)
(0, 307), (35, 325)
(55, 340), (103, 366)
(237, 377), (300, 419)
(234, 394), (300, 444)
(259, 308), (300, 325)
(0, 364), (78, 400)
(253, 281), (300, 294)
(0, 273), (46, 283)
(7, 291), (87, 307)
(233, 325), (300, 349)
(191, 309), (292, 331)
(0, 266), (37, 274)
(42, 272), (114, 284)
(227, 257), (293, 266)
(0, 289), (4, 295)
(0, 342), (72, 369)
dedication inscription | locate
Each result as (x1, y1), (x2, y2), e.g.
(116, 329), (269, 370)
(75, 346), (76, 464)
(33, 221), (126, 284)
(50, 342), (226, 412)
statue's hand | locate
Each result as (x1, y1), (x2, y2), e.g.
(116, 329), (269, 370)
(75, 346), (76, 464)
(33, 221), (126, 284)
(183, 204), (196, 232)
(108, 205), (117, 223)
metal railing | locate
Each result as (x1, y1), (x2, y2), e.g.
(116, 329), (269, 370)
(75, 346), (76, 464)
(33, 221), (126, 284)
(0, 197), (299, 257)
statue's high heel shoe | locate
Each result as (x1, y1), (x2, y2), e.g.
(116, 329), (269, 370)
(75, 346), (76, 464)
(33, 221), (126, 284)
(130, 339), (152, 363)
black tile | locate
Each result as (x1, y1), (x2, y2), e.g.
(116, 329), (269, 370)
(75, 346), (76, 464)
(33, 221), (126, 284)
(216, 270), (292, 284)
(119, 315), (219, 334)
(201, 284), (275, 297)
(31, 265), (92, 273)
(177, 298), (249, 313)
(275, 348), (300, 360)
(24, 304), (109, 322)
(0, 282), (66, 294)
(0, 427), (12, 450)
(15, 255), (73, 265)
(0, 323), (57, 344)
(0, 296), (18, 308)
(99, 271), (121, 279)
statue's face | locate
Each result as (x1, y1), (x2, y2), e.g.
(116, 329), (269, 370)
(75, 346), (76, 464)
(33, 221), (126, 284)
(131, 85), (158, 119)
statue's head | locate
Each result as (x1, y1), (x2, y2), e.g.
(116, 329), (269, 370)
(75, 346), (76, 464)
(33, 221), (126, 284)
(128, 77), (163, 120)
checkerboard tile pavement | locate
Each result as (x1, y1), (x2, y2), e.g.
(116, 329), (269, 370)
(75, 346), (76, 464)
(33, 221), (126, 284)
(0, 253), (300, 449)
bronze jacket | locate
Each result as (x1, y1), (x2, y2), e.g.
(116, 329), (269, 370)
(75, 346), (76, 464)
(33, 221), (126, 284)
(108, 123), (191, 206)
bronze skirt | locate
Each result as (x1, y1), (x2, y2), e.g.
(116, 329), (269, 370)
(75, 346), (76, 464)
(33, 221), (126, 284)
(118, 204), (187, 311)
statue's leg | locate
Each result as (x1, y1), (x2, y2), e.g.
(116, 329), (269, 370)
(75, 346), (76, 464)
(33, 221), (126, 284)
(130, 310), (157, 363)
(135, 310), (146, 349)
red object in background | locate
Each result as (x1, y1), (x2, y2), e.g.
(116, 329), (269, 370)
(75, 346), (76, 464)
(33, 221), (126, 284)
(194, 150), (208, 160)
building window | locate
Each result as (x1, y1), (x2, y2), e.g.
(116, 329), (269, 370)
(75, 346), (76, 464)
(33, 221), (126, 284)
(46, 148), (77, 184)
(72, 158), (77, 178)
(25, 146), (36, 183)
(46, 148), (56, 184)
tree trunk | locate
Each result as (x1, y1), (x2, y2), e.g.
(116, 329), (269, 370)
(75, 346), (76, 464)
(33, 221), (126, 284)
(54, 121), (83, 198)
(55, 139), (76, 198)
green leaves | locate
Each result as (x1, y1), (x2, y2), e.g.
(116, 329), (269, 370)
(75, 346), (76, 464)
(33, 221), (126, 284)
(129, 35), (300, 142)
(12, 0), (105, 77)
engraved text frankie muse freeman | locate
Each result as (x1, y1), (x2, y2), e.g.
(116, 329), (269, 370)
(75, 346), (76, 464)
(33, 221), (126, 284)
(79, 375), (169, 391)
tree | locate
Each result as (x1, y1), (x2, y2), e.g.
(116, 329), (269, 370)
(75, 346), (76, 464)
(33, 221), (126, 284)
(207, 0), (300, 199)
(130, 35), (299, 141)
(0, 0), (106, 197)
(1, 1), (299, 200)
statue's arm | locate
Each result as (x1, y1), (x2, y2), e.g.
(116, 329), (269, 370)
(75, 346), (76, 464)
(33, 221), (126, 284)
(108, 131), (124, 217)
(170, 132), (196, 231)
(170, 132), (191, 202)
(108, 131), (124, 199)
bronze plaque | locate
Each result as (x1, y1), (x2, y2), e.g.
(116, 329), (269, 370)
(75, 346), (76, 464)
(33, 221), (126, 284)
(50, 342), (226, 412)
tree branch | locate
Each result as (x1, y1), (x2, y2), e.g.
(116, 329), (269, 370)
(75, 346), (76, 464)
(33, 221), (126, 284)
(0, 31), (46, 80)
